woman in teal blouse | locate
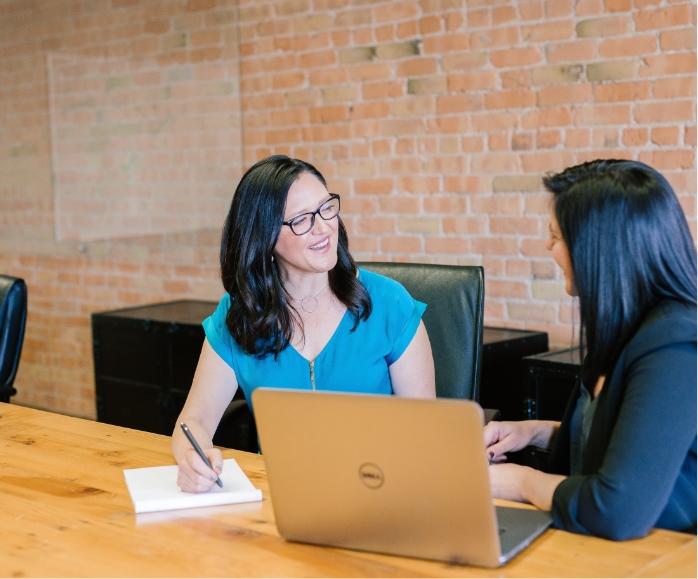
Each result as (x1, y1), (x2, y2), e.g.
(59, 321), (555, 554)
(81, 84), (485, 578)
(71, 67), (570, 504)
(173, 156), (435, 493)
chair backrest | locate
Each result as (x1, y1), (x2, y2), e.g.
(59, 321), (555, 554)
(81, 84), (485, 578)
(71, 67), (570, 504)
(0, 275), (28, 401)
(357, 262), (484, 401)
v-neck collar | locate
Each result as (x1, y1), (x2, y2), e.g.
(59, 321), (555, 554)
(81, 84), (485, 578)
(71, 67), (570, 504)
(289, 308), (351, 362)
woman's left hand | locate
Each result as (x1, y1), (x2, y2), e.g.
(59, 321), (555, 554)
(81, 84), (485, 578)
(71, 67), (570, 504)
(489, 463), (567, 511)
(488, 463), (528, 503)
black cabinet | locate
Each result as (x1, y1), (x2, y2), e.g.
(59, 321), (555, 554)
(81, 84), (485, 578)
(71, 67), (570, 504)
(479, 327), (549, 421)
(523, 347), (582, 421)
(519, 347), (582, 470)
(92, 300), (254, 451)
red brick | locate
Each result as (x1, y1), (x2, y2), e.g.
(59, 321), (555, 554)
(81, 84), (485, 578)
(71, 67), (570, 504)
(395, 57), (437, 77)
(653, 77), (697, 99)
(640, 53), (697, 77)
(491, 217), (539, 235)
(472, 237), (519, 255)
(436, 94), (483, 114)
(651, 126), (680, 146)
(467, 8), (490, 28)
(355, 178), (393, 195)
(574, 104), (631, 126)
(423, 196), (467, 213)
(447, 71), (496, 92)
(489, 133), (509, 151)
(500, 70), (530, 89)
(299, 49), (336, 68)
(363, 81), (403, 100)
(144, 20), (170, 34)
(521, 151), (576, 173)
(522, 107), (573, 129)
(470, 27), (519, 49)
(419, 15), (442, 34)
(521, 1), (544, 20)
(521, 20), (574, 42)
(593, 81), (650, 103)
(634, 5), (691, 31)
(660, 28), (697, 52)
(380, 236), (422, 253)
(491, 47), (541, 68)
(472, 112), (519, 132)
(485, 90), (536, 110)
(493, 6), (517, 25)
(634, 101), (694, 124)
(538, 84), (592, 106)
(422, 33), (469, 53)
(443, 176), (491, 193)
(185, 0), (216, 12)
(599, 36), (656, 58)
(443, 216), (486, 235)
(546, 40), (596, 63)
(622, 128), (649, 146)
(444, 11), (463, 31)
(425, 237), (470, 255)
(637, 149), (695, 170)
(605, 0), (631, 11)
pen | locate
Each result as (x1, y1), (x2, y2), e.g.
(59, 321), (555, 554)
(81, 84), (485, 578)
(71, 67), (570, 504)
(180, 422), (223, 488)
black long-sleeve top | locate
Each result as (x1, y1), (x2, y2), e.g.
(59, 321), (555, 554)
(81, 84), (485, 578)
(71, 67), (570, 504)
(549, 299), (697, 540)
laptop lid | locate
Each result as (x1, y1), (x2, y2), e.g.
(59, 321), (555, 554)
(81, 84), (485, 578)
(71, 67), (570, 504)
(252, 389), (551, 568)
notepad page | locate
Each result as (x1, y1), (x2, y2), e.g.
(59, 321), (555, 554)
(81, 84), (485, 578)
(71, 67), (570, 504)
(124, 458), (263, 514)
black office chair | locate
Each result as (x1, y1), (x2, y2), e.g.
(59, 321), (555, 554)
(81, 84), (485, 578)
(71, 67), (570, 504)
(0, 275), (28, 403)
(358, 262), (484, 401)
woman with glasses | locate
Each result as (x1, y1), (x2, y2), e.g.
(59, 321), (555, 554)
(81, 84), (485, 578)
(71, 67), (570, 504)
(173, 155), (435, 492)
(484, 159), (696, 539)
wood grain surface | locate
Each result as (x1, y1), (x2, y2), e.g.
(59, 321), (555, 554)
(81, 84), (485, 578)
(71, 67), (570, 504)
(0, 403), (694, 578)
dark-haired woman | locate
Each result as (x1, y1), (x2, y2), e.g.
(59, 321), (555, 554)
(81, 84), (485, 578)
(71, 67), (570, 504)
(484, 159), (696, 539)
(173, 155), (435, 492)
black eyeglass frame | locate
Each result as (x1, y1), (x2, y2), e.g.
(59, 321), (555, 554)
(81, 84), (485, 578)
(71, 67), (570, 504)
(282, 194), (341, 236)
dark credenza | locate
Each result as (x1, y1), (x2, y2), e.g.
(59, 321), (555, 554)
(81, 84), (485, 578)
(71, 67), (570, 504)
(523, 347), (582, 421)
(479, 326), (549, 421)
(520, 347), (582, 469)
(91, 300), (254, 451)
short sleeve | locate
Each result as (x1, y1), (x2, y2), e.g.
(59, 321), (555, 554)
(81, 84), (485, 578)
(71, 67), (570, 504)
(386, 298), (426, 365)
(202, 294), (237, 369)
(357, 269), (427, 366)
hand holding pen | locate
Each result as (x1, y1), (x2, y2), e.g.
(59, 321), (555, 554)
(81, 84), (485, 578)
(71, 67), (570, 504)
(180, 422), (223, 488)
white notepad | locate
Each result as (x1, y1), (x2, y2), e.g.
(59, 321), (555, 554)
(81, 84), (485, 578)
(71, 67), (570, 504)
(124, 458), (263, 514)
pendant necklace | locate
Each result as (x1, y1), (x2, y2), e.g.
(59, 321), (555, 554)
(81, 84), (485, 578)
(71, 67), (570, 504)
(293, 284), (329, 314)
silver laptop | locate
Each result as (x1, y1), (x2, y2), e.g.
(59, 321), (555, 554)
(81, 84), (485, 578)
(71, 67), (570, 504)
(252, 389), (552, 568)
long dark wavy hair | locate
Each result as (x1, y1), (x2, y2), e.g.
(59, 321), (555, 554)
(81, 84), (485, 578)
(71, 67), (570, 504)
(220, 155), (372, 358)
(543, 159), (697, 387)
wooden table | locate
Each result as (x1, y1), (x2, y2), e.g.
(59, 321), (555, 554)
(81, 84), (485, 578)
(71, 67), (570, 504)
(0, 403), (694, 578)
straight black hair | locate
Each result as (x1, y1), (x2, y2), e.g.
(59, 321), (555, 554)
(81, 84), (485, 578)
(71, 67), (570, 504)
(543, 159), (697, 387)
(220, 155), (371, 358)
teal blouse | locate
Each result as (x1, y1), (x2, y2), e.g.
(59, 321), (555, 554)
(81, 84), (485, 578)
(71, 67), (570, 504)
(203, 268), (426, 411)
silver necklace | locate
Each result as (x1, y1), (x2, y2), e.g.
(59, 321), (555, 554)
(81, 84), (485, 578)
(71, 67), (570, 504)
(292, 284), (329, 313)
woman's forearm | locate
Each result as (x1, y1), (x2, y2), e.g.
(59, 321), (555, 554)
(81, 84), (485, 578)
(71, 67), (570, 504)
(172, 416), (214, 464)
(521, 467), (567, 511)
(530, 420), (561, 451)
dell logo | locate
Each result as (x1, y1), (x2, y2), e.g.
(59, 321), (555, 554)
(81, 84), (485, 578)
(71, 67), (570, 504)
(358, 463), (384, 489)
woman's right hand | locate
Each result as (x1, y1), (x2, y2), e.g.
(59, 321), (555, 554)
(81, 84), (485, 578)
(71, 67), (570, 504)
(176, 446), (224, 493)
(483, 420), (554, 463)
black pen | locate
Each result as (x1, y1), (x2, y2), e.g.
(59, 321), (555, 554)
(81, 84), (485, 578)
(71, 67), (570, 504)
(180, 422), (223, 488)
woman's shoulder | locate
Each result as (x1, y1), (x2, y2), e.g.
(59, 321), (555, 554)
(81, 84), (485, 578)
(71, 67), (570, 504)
(626, 299), (696, 358)
(357, 267), (412, 302)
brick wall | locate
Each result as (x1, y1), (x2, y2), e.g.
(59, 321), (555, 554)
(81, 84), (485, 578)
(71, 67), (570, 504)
(0, 0), (695, 418)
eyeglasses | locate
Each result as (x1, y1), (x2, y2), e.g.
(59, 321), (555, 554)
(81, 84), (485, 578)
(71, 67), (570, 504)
(282, 194), (340, 236)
